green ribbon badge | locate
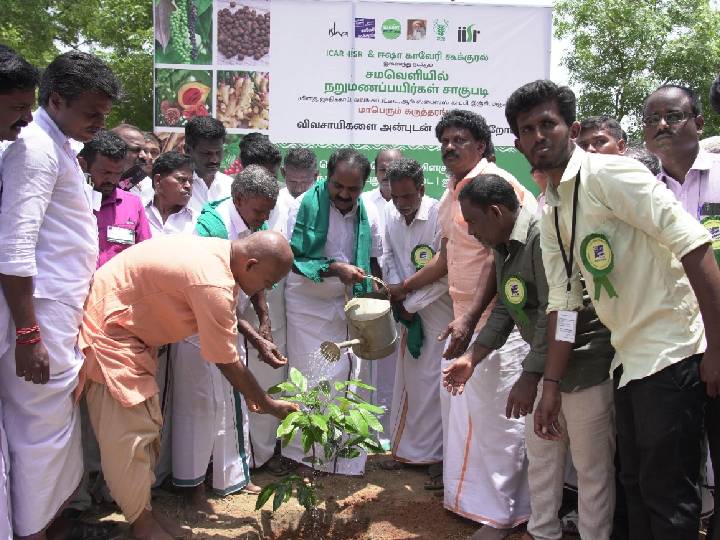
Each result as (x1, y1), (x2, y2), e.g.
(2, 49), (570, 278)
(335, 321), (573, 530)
(501, 274), (530, 325)
(701, 216), (720, 266)
(580, 233), (618, 301)
(411, 244), (435, 270)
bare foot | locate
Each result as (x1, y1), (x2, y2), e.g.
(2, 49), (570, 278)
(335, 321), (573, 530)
(131, 510), (174, 540)
(152, 509), (192, 539)
(242, 482), (262, 494)
(180, 483), (215, 516)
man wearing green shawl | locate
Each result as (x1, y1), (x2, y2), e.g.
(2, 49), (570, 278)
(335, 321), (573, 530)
(283, 148), (384, 476)
(381, 158), (453, 470)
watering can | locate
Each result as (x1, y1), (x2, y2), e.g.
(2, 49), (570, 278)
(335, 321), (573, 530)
(320, 275), (398, 362)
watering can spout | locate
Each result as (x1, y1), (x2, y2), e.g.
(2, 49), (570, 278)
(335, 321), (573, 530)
(320, 339), (362, 363)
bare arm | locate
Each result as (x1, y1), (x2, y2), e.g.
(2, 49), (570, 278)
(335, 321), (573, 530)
(0, 275), (49, 384)
(682, 243), (720, 396)
(250, 290), (272, 340)
(217, 361), (297, 419)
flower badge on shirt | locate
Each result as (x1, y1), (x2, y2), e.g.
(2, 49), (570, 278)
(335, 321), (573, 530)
(580, 233), (618, 301)
(411, 244), (434, 270)
(502, 274), (529, 325)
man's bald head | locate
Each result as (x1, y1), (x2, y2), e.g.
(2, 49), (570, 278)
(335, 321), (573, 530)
(230, 230), (294, 296)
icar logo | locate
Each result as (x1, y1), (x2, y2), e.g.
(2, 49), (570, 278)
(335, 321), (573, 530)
(457, 24), (480, 43)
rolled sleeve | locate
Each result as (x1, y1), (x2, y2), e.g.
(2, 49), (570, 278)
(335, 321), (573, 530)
(382, 222), (402, 285)
(187, 285), (240, 364)
(135, 203), (152, 244)
(474, 298), (514, 350)
(403, 278), (449, 314)
(594, 158), (711, 260)
(0, 141), (58, 276)
(539, 208), (584, 313)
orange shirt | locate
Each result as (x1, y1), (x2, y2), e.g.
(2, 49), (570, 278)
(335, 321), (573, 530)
(79, 235), (241, 407)
(439, 159), (535, 330)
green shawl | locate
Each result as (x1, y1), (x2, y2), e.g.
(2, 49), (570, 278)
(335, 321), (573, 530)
(393, 308), (424, 359)
(196, 197), (267, 240)
(290, 179), (372, 296)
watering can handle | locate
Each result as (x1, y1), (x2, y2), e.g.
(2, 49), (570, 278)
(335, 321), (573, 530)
(343, 275), (391, 302)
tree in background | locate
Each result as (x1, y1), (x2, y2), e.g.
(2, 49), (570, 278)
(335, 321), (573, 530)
(0, 0), (153, 129)
(554, 0), (720, 138)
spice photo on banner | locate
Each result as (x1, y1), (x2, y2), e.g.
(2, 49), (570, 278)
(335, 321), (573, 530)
(216, 1), (271, 66)
(155, 0), (213, 64)
(216, 71), (270, 130)
(155, 68), (212, 127)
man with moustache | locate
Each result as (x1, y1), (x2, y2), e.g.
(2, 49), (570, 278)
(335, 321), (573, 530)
(281, 147), (318, 199)
(78, 130), (151, 268)
(643, 84), (720, 540)
(0, 51), (121, 540)
(283, 148), (384, 476)
(185, 116), (233, 214)
(0, 43), (39, 540)
(141, 132), (161, 177)
(398, 110), (536, 538)
(145, 151), (196, 236)
(506, 79), (720, 540)
(113, 123), (154, 206)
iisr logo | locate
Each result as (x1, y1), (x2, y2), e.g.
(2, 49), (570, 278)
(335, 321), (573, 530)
(457, 24), (480, 43)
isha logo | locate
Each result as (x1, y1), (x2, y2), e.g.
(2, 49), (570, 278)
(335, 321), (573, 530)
(457, 24), (480, 43)
(593, 245), (606, 260)
(328, 22), (349, 38)
(510, 283), (520, 298)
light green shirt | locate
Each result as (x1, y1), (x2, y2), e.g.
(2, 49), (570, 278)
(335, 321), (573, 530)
(540, 147), (710, 388)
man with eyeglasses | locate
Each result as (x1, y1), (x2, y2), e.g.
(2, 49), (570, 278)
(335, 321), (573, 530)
(644, 83), (720, 540)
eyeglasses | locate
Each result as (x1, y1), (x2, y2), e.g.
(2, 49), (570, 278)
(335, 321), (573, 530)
(642, 110), (695, 127)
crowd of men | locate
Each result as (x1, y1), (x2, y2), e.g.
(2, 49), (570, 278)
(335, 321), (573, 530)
(0, 43), (720, 540)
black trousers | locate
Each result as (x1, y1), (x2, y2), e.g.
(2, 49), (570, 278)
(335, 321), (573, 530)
(614, 355), (706, 540)
(708, 395), (720, 540)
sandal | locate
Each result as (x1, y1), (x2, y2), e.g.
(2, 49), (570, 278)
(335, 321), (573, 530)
(424, 462), (443, 490)
(265, 455), (297, 477)
(379, 459), (404, 471)
(67, 520), (123, 540)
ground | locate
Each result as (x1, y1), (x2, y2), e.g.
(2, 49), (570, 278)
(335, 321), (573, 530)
(86, 454), (535, 539)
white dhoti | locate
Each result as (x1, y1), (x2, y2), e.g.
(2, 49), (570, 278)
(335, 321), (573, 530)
(171, 336), (251, 495)
(283, 274), (375, 476)
(443, 328), (531, 527)
(373, 348), (397, 447)
(0, 298), (83, 535)
(242, 285), (288, 469)
(0, 300), (10, 539)
(389, 303), (450, 464)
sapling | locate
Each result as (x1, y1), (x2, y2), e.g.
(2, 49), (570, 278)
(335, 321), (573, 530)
(255, 367), (385, 511)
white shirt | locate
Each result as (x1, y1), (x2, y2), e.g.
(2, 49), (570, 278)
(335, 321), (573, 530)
(383, 196), (451, 317)
(130, 176), (155, 207)
(361, 187), (390, 235)
(145, 202), (197, 236)
(267, 185), (297, 238)
(286, 195), (383, 318)
(187, 171), (233, 214)
(0, 107), (98, 309)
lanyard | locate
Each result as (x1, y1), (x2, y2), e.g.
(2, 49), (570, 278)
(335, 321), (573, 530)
(554, 172), (581, 292)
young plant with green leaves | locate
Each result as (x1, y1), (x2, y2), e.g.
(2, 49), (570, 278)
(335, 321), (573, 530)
(255, 367), (385, 512)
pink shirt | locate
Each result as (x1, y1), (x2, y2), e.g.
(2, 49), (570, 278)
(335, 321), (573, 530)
(94, 188), (152, 268)
(658, 150), (720, 219)
(439, 159), (535, 330)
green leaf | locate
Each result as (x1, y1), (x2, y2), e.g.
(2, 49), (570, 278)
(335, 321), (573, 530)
(359, 409), (384, 433)
(273, 484), (287, 511)
(277, 411), (301, 437)
(255, 483), (276, 510)
(318, 380), (331, 395)
(334, 381), (348, 392)
(310, 414), (328, 433)
(348, 409), (369, 436)
(268, 381), (299, 395)
(301, 430), (314, 453)
(347, 379), (376, 391)
(290, 368), (308, 392)
(355, 401), (386, 415)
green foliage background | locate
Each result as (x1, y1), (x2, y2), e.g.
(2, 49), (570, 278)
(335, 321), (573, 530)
(1, 0), (718, 138)
(0, 0), (154, 130)
(555, 0), (720, 139)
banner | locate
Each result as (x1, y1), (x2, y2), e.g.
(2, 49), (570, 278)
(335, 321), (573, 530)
(153, 0), (552, 197)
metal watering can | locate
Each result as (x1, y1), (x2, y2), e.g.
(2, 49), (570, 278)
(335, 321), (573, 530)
(320, 275), (398, 362)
